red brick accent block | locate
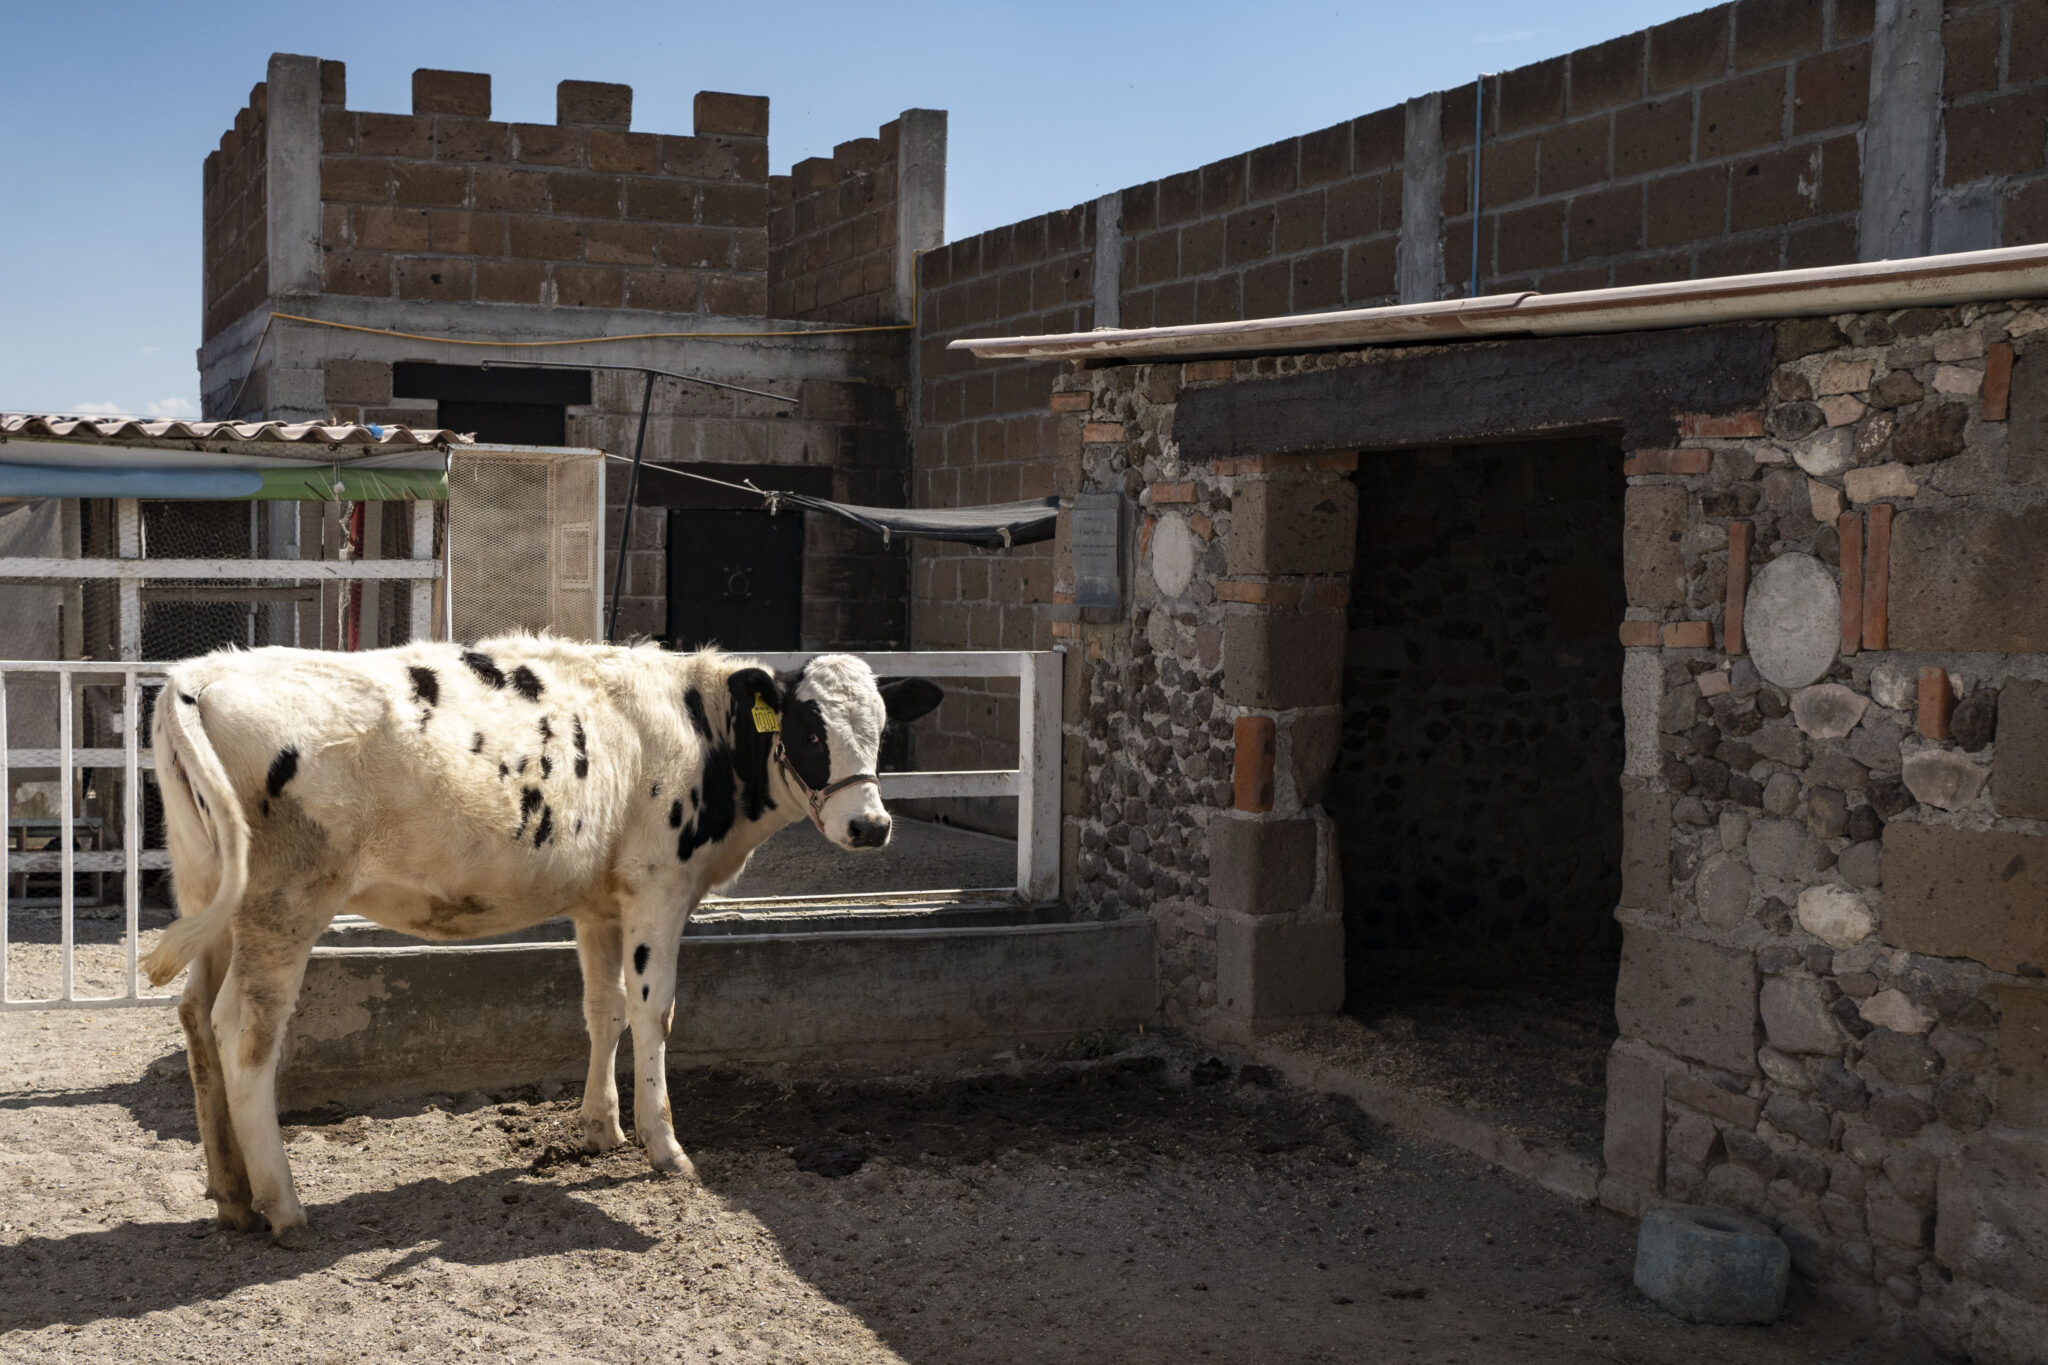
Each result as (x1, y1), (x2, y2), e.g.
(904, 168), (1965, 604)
(1985, 342), (2014, 421)
(1148, 482), (1196, 503)
(1623, 448), (1714, 475)
(1677, 411), (1767, 438)
(1618, 620), (1662, 647)
(1725, 520), (1752, 655)
(1837, 511), (1862, 657)
(1049, 392), (1090, 412)
(1863, 502), (1891, 649)
(1233, 715), (1277, 812)
(1918, 666), (1954, 740)
(1081, 422), (1125, 443)
(1662, 621), (1712, 649)
(1216, 580), (1303, 606)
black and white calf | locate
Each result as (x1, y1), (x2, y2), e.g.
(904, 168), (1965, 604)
(142, 636), (941, 1247)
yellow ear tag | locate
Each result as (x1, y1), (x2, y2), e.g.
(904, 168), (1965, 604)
(751, 697), (780, 733)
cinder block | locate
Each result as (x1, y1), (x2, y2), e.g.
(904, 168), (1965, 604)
(558, 80), (632, 129)
(411, 68), (490, 118)
(1614, 924), (1759, 1075)
(1225, 477), (1358, 576)
(1222, 611), (1344, 709)
(1624, 485), (1688, 607)
(1217, 912), (1344, 1020)
(693, 90), (769, 138)
(323, 359), (391, 406)
(1208, 813), (1316, 915)
(1603, 1039), (1667, 1189)
(1884, 823), (2048, 975)
(1995, 679), (2048, 820)
(1621, 784), (1671, 911)
(1889, 507), (2048, 651)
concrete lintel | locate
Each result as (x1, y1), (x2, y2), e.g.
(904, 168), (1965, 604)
(895, 108), (947, 324)
(1396, 92), (1446, 305)
(265, 53), (325, 298)
(1859, 0), (1944, 262)
(1092, 191), (1123, 330)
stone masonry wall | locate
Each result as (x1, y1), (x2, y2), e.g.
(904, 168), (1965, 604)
(308, 63), (770, 321)
(203, 83), (269, 340)
(1330, 438), (1626, 999)
(1598, 302), (2048, 1361)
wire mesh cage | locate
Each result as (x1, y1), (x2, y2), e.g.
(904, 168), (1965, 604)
(446, 448), (602, 641)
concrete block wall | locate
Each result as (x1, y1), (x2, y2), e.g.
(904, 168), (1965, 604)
(1951, 0), (2048, 246)
(307, 62), (770, 319)
(768, 123), (900, 323)
(202, 83), (270, 340)
(1594, 301), (2048, 1362)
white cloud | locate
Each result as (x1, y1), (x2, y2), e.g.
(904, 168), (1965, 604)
(67, 401), (131, 416)
(144, 397), (198, 419)
(139, 345), (161, 355)
(1475, 30), (1536, 43)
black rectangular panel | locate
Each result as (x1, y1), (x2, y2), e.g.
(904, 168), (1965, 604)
(436, 400), (567, 447)
(666, 508), (804, 652)
(395, 362), (591, 405)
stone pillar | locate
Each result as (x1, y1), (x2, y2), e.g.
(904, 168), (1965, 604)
(1092, 191), (1123, 330)
(894, 109), (947, 323)
(1209, 452), (1358, 1028)
(1396, 93), (1445, 304)
(1858, 0), (1944, 262)
(264, 52), (324, 298)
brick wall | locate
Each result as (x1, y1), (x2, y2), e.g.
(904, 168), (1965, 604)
(1951, 0), (2048, 243)
(203, 83), (269, 340)
(768, 121), (901, 323)
(309, 63), (769, 320)
(1116, 107), (1406, 328)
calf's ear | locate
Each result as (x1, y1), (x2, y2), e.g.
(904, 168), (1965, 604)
(728, 668), (783, 735)
(879, 677), (944, 724)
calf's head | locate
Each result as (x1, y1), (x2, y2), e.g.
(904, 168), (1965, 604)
(731, 655), (942, 850)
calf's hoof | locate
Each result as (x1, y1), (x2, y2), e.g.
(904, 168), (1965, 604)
(648, 1149), (698, 1181)
(581, 1119), (627, 1153)
(213, 1201), (262, 1233)
(269, 1221), (319, 1252)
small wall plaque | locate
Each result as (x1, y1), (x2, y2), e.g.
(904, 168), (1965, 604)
(1070, 493), (1122, 609)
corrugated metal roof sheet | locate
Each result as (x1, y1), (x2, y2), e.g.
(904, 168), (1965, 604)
(1, 413), (472, 450)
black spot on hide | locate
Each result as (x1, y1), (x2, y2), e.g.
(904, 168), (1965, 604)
(533, 806), (554, 847)
(649, 781), (661, 798)
(408, 666), (440, 706)
(633, 943), (650, 974)
(668, 800), (683, 828)
(642, 985), (650, 1001)
(573, 717), (589, 778)
(461, 651), (505, 689)
(508, 666), (543, 702)
(471, 732), (485, 754)
(265, 747), (299, 798)
(538, 717), (554, 742)
(573, 817), (582, 835)
(684, 690), (710, 739)
(497, 762), (509, 778)
(540, 756), (553, 778)
(515, 757), (528, 775)
(513, 786), (542, 839)
(179, 692), (196, 705)
(260, 799), (270, 818)
(690, 788), (700, 810)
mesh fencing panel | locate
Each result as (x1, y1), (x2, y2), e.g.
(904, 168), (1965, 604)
(447, 450), (602, 642)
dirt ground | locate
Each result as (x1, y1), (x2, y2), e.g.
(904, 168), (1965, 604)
(1, 1006), (1942, 1365)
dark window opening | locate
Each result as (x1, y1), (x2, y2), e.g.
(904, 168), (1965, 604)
(666, 507), (804, 653)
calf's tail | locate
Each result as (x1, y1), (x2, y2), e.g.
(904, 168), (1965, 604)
(142, 684), (250, 987)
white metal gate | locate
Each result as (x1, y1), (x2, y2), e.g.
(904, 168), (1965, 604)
(0, 649), (1061, 1010)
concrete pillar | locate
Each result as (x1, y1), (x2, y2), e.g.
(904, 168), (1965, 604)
(1858, 0), (1944, 262)
(894, 109), (946, 323)
(1092, 191), (1122, 330)
(1396, 92), (1445, 304)
(265, 53), (325, 297)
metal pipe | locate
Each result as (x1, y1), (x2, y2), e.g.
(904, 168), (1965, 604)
(948, 242), (2048, 362)
(606, 369), (656, 644)
(1471, 74), (1485, 299)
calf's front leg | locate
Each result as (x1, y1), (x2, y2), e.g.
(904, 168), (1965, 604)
(621, 888), (694, 1177)
(574, 916), (628, 1153)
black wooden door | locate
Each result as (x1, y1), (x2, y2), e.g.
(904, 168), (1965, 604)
(666, 509), (804, 651)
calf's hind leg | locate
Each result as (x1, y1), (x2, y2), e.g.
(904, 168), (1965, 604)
(177, 934), (258, 1231)
(212, 894), (333, 1249)
(574, 916), (628, 1153)
(621, 889), (693, 1177)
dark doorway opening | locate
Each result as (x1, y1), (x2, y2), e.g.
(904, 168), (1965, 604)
(1324, 435), (1627, 1158)
(393, 362), (589, 446)
(666, 508), (804, 653)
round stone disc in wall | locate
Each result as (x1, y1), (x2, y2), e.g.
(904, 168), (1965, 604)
(1151, 513), (1195, 599)
(1745, 552), (1839, 689)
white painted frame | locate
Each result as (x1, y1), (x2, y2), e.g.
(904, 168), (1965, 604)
(0, 649), (1063, 1010)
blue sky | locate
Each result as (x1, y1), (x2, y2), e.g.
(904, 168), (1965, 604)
(0, 1), (1704, 418)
